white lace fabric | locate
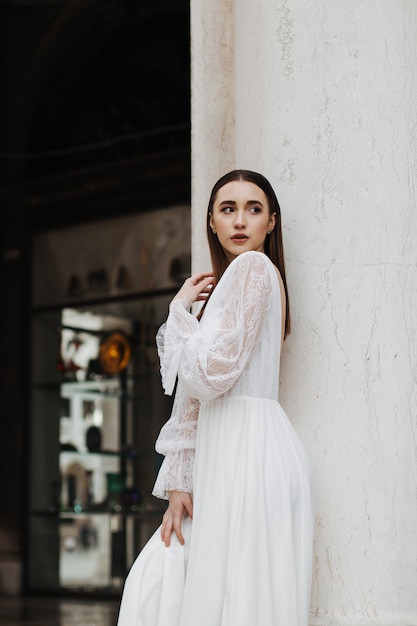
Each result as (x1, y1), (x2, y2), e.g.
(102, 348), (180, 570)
(152, 251), (281, 500)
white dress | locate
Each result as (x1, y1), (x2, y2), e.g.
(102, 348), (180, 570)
(117, 251), (314, 626)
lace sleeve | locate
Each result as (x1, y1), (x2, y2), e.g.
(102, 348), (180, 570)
(177, 251), (273, 401)
(151, 383), (199, 500)
(152, 251), (273, 499)
(152, 298), (200, 500)
(156, 297), (198, 395)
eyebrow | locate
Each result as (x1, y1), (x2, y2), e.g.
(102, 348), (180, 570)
(217, 200), (264, 206)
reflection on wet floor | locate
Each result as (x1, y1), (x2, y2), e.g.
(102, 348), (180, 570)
(0, 595), (120, 626)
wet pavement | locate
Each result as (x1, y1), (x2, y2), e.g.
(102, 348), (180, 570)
(0, 595), (120, 626)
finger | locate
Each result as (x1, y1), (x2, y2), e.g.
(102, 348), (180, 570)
(160, 519), (166, 541)
(195, 278), (214, 294)
(184, 499), (193, 519)
(161, 513), (173, 546)
(173, 515), (185, 545)
(193, 282), (213, 296)
(191, 273), (214, 286)
(162, 519), (173, 547)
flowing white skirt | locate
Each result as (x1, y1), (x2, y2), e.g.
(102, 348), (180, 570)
(117, 396), (314, 626)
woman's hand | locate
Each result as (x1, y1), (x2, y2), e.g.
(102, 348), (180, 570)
(173, 271), (214, 305)
(161, 490), (193, 547)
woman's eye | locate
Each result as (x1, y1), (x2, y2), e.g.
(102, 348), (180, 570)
(249, 206), (262, 213)
(221, 206), (235, 213)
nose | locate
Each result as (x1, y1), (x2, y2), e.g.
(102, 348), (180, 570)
(233, 208), (247, 228)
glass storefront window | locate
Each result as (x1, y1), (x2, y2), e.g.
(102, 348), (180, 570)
(28, 207), (190, 593)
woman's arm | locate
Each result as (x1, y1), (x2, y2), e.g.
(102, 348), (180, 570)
(152, 387), (199, 546)
(163, 252), (273, 401)
(153, 253), (273, 543)
(152, 386), (200, 499)
(156, 272), (213, 395)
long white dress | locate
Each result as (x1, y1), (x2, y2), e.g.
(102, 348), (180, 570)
(117, 250), (314, 626)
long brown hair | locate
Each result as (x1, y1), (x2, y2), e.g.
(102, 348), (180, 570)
(201, 169), (291, 337)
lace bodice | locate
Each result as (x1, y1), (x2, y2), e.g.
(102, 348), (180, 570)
(152, 251), (282, 499)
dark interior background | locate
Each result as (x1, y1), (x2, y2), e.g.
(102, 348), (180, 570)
(0, 0), (190, 595)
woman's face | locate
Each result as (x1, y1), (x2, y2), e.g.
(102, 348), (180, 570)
(210, 180), (276, 261)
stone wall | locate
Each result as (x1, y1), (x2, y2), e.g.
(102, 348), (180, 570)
(191, 1), (417, 624)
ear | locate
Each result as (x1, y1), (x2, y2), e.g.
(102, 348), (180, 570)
(268, 212), (276, 233)
(209, 213), (215, 231)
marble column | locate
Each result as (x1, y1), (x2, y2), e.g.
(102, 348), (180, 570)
(191, 1), (417, 624)
(190, 0), (235, 273)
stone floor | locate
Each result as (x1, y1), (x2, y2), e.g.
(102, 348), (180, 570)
(0, 595), (120, 626)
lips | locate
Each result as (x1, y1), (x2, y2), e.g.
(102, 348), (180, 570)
(231, 235), (248, 241)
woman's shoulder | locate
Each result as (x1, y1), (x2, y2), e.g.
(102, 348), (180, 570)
(214, 252), (278, 298)
(204, 252), (279, 316)
(226, 251), (276, 277)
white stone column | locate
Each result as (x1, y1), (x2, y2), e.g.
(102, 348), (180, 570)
(191, 0), (417, 624)
(190, 0), (235, 273)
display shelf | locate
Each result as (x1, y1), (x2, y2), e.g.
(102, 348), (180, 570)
(31, 507), (165, 517)
(34, 384), (152, 403)
(31, 285), (177, 315)
(29, 300), (173, 591)
(59, 449), (137, 458)
(34, 372), (161, 389)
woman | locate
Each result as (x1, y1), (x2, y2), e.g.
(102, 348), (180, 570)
(117, 170), (314, 626)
